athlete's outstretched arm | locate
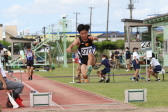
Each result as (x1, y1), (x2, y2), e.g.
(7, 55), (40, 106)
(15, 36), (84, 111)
(88, 35), (98, 41)
(66, 38), (79, 53)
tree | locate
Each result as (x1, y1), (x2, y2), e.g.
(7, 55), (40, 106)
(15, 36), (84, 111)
(115, 40), (124, 49)
(0, 40), (11, 47)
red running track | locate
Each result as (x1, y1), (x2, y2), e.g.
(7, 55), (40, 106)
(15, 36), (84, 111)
(0, 73), (136, 112)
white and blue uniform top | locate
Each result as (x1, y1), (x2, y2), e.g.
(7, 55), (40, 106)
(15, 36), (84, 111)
(150, 58), (160, 67)
(26, 50), (34, 60)
(133, 52), (139, 60)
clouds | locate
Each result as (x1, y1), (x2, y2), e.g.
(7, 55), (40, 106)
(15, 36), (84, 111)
(2, 0), (107, 18)
(159, 6), (168, 14)
(3, 4), (27, 18)
(3, 19), (25, 26)
(2, 0), (168, 32)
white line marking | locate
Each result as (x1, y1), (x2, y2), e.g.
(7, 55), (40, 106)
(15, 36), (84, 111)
(22, 81), (65, 110)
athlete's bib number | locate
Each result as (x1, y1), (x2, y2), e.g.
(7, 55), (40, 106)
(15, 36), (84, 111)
(27, 53), (32, 57)
(81, 46), (93, 56)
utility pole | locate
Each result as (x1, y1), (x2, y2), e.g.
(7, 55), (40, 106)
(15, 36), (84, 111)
(106, 0), (110, 40)
(74, 12), (80, 38)
(62, 17), (68, 67)
(127, 0), (134, 19)
(36, 31), (38, 38)
(89, 7), (94, 35)
(43, 26), (46, 38)
(127, 0), (135, 50)
(51, 24), (55, 40)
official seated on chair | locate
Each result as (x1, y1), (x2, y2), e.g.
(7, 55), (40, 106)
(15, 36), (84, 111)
(97, 55), (111, 83)
(147, 53), (162, 82)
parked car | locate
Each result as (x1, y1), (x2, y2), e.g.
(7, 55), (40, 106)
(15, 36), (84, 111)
(36, 57), (45, 63)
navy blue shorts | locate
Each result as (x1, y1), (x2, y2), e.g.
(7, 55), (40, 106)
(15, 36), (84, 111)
(133, 60), (140, 70)
(153, 65), (162, 73)
(101, 68), (110, 74)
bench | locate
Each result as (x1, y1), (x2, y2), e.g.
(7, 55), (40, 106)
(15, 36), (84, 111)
(156, 69), (165, 81)
(105, 72), (115, 83)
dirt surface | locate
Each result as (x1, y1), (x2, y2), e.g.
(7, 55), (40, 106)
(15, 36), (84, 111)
(5, 107), (168, 112)
(37, 107), (168, 112)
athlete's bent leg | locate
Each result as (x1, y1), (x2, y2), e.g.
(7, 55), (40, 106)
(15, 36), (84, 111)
(30, 67), (34, 80)
(75, 64), (81, 79)
(97, 71), (101, 78)
(86, 53), (96, 76)
(27, 66), (30, 80)
(81, 64), (87, 79)
(87, 53), (96, 66)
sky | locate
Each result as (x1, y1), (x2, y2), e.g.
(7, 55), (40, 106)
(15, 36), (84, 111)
(1, 0), (168, 35)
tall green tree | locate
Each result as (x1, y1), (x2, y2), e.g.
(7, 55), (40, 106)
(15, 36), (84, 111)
(115, 40), (124, 49)
(0, 40), (11, 47)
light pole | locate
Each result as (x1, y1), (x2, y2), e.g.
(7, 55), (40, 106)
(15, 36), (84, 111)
(88, 7), (94, 35)
(62, 17), (68, 67)
(51, 24), (57, 40)
(74, 12), (80, 38)
(106, 0), (110, 40)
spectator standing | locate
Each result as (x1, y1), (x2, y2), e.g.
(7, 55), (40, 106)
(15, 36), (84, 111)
(132, 47), (145, 82)
(114, 49), (120, 70)
(125, 47), (131, 71)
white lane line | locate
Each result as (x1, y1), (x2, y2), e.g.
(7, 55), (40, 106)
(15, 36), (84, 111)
(22, 81), (65, 110)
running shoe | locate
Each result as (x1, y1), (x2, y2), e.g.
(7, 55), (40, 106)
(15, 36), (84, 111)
(99, 79), (104, 82)
(74, 77), (78, 80)
(106, 79), (110, 83)
(84, 79), (89, 83)
(155, 78), (160, 81)
(132, 77), (135, 81)
(135, 79), (138, 82)
(147, 79), (151, 82)
(76, 81), (81, 83)
(86, 65), (92, 76)
(30, 75), (33, 80)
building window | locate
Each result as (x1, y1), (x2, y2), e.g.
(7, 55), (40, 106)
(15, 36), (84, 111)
(131, 26), (151, 41)
(13, 43), (30, 55)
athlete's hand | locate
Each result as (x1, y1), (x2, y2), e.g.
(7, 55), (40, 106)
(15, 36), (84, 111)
(3, 84), (7, 92)
(66, 48), (71, 53)
(88, 36), (95, 40)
